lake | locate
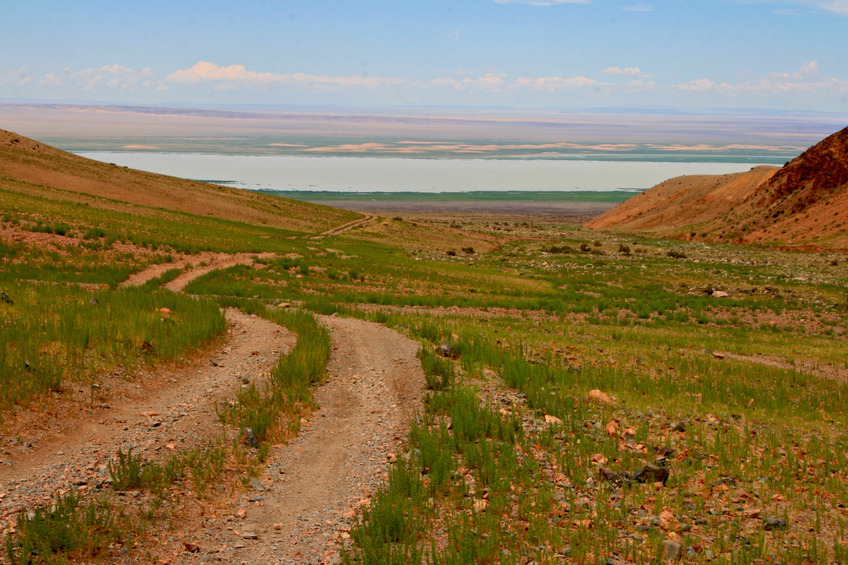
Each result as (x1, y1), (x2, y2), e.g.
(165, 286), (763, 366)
(75, 151), (769, 193)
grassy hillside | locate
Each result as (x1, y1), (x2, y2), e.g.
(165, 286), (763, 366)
(0, 128), (359, 235)
(1, 131), (847, 564)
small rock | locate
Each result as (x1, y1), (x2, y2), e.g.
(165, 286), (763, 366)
(241, 428), (260, 449)
(671, 422), (686, 432)
(436, 342), (455, 358)
(588, 389), (613, 405)
(544, 414), (563, 425)
(249, 478), (265, 491)
(241, 532), (258, 540)
(632, 463), (669, 486)
(712, 474), (736, 487)
(598, 466), (628, 486)
(655, 445), (675, 457)
(662, 539), (681, 561)
(0, 292), (13, 305)
(763, 516), (787, 531)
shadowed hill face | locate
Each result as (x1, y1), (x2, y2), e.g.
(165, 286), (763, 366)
(0, 129), (358, 234)
(756, 126), (848, 210)
(587, 125), (848, 249)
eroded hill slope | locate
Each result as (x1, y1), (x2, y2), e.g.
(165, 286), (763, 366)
(587, 126), (848, 248)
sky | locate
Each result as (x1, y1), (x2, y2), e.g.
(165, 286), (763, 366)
(2, 0), (848, 112)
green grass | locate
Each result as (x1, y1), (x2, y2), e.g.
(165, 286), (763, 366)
(218, 299), (331, 445)
(3, 166), (848, 564)
(0, 283), (225, 409)
(4, 491), (136, 565)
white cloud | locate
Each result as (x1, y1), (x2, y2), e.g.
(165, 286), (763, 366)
(813, 0), (848, 13)
(165, 61), (407, 91)
(514, 76), (597, 91)
(718, 0), (848, 15)
(71, 65), (155, 91)
(492, 0), (590, 5)
(0, 67), (31, 86)
(429, 72), (509, 92)
(623, 3), (654, 11)
(602, 66), (652, 78)
(672, 61), (848, 98)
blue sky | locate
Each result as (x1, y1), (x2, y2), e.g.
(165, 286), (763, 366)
(2, 0), (847, 111)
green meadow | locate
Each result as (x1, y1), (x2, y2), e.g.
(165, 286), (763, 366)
(2, 173), (847, 563)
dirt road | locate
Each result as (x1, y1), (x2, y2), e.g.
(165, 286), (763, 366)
(0, 309), (295, 533)
(2, 255), (425, 565)
(176, 315), (425, 564)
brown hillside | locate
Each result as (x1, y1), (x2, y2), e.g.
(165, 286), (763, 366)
(0, 129), (357, 234)
(587, 125), (848, 249)
(586, 166), (778, 236)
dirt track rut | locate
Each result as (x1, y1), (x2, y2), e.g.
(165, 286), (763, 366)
(177, 315), (425, 564)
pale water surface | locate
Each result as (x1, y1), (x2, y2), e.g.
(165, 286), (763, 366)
(76, 152), (766, 193)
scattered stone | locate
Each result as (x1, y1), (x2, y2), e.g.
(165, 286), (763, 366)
(655, 445), (675, 457)
(632, 463), (669, 486)
(662, 540), (681, 561)
(712, 474), (736, 488)
(183, 542), (201, 553)
(671, 422), (686, 432)
(89, 297), (98, 306)
(597, 466), (628, 486)
(763, 516), (787, 531)
(0, 292), (13, 305)
(544, 414), (563, 425)
(659, 510), (678, 531)
(436, 342), (455, 358)
(241, 427), (260, 449)
(249, 478), (265, 491)
(711, 290), (729, 298)
(588, 389), (613, 405)
(240, 531), (258, 540)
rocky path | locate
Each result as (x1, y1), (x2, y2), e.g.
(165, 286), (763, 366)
(0, 309), (295, 533)
(177, 315), (425, 564)
(119, 251), (277, 290)
(312, 214), (378, 239)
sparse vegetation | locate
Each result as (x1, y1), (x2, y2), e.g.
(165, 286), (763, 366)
(2, 136), (847, 564)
